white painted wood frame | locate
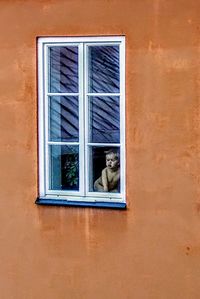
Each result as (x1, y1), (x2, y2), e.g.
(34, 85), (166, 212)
(37, 36), (126, 205)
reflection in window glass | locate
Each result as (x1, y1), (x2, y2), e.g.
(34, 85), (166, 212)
(49, 96), (79, 142)
(49, 145), (79, 191)
(49, 46), (78, 93)
(89, 96), (120, 143)
(89, 147), (120, 193)
(88, 46), (120, 93)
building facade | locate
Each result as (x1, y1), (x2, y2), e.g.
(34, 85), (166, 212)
(1, 0), (200, 298)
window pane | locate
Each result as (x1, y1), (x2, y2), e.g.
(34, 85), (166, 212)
(89, 146), (120, 193)
(49, 46), (78, 93)
(88, 96), (120, 143)
(49, 96), (79, 142)
(49, 145), (79, 191)
(88, 46), (120, 93)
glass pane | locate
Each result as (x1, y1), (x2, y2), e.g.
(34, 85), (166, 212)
(89, 146), (120, 193)
(88, 45), (120, 93)
(49, 96), (79, 142)
(49, 145), (79, 191)
(89, 96), (120, 143)
(49, 46), (78, 93)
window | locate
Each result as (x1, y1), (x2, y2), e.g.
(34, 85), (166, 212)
(36, 36), (126, 208)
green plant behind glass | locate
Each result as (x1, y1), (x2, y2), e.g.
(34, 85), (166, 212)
(64, 154), (79, 187)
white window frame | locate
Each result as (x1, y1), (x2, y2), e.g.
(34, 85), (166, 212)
(37, 36), (126, 207)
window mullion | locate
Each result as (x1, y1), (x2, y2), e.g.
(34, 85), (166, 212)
(84, 43), (89, 195)
(79, 42), (85, 196)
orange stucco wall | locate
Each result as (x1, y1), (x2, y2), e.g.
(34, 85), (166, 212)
(1, 0), (200, 298)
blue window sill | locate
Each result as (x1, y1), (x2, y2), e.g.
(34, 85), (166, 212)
(35, 197), (126, 209)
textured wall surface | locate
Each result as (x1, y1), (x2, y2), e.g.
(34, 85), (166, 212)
(0, 0), (200, 298)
